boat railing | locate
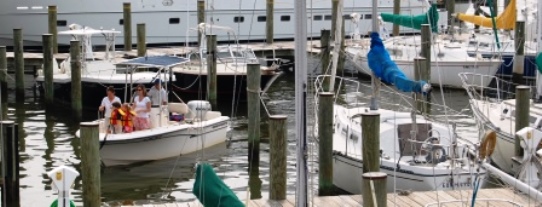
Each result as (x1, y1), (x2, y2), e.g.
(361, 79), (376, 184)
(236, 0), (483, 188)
(459, 72), (537, 104)
(424, 199), (522, 207)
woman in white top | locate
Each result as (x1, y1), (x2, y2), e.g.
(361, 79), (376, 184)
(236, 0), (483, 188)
(99, 86), (121, 132)
(132, 84), (151, 131)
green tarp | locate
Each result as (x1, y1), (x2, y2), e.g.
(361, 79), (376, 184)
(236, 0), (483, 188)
(380, 4), (439, 33)
(537, 53), (542, 74)
(193, 163), (245, 207)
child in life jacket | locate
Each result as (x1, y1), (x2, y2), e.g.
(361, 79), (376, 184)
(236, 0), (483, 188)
(109, 102), (123, 134)
(120, 103), (137, 133)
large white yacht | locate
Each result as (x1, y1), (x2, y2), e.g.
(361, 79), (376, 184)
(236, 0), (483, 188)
(0, 0), (428, 45)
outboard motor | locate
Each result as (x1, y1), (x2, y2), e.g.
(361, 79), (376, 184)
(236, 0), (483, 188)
(187, 100), (212, 121)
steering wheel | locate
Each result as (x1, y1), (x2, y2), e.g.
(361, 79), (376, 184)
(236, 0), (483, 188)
(421, 137), (447, 164)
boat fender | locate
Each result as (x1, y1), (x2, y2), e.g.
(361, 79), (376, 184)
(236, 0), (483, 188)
(479, 130), (497, 160)
(50, 199), (76, 207)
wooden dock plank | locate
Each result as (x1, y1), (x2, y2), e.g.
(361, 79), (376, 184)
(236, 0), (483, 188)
(338, 195), (363, 206)
(424, 191), (463, 207)
(317, 196), (344, 207)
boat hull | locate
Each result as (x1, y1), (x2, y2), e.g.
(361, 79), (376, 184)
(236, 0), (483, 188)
(469, 53), (538, 78)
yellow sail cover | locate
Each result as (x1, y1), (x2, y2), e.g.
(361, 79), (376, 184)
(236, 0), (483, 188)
(456, 0), (516, 30)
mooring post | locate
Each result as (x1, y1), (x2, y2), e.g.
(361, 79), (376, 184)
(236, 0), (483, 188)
(123, 2), (132, 51)
(446, 0), (455, 35)
(80, 122), (100, 207)
(42, 34), (54, 107)
(14, 29), (24, 102)
(197, 0), (205, 46)
(331, 0), (339, 41)
(515, 86), (530, 157)
(0, 46), (7, 111)
(48, 5), (58, 54)
(70, 40), (82, 120)
(420, 24), (431, 75)
(269, 115), (287, 200)
(137, 23), (146, 57)
(414, 57), (430, 114)
(362, 172), (387, 207)
(318, 92), (334, 196)
(247, 63), (261, 166)
(513, 20), (525, 85)
(337, 18), (346, 75)
(206, 35), (217, 109)
(392, 0), (400, 36)
(320, 30), (331, 91)
(1, 120), (20, 207)
(361, 112), (380, 173)
(266, 0), (274, 44)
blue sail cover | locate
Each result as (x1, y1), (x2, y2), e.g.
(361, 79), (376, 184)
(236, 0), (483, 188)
(367, 32), (427, 93)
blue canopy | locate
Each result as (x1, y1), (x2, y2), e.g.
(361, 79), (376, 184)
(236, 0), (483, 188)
(367, 32), (429, 93)
(115, 55), (189, 68)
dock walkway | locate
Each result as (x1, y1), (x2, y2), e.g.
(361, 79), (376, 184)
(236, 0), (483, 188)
(125, 188), (541, 207)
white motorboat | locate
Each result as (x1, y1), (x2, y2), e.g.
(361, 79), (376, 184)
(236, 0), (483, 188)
(35, 24), (178, 107)
(0, 0), (428, 45)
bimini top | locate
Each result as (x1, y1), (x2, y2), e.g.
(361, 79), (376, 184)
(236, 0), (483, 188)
(115, 56), (190, 68)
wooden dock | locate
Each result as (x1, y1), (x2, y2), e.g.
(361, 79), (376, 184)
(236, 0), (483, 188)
(123, 188), (541, 207)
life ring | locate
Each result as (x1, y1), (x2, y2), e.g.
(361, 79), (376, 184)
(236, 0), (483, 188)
(479, 130), (497, 160)
(50, 199), (76, 207)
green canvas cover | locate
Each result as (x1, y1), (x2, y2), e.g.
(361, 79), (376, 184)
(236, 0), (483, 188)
(537, 53), (542, 74)
(380, 4), (439, 33)
(193, 163), (245, 207)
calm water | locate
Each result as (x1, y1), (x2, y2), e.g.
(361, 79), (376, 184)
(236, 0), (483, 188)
(6, 55), (481, 206)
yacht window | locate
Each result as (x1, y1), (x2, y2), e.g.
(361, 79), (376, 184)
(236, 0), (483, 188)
(314, 15), (323, 21)
(479, 42), (490, 47)
(324, 15), (332, 20)
(502, 108), (508, 114)
(234, 16), (245, 23)
(57, 20), (67, 27)
(169, 18), (180, 24)
(119, 19), (124, 25)
(281, 15), (291, 22)
(530, 116), (537, 124)
(343, 14), (352, 20)
(364, 14), (372, 19)
(257, 16), (266, 22)
(468, 41), (477, 46)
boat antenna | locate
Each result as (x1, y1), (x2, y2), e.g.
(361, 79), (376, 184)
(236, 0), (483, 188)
(369, 0), (381, 110)
(294, 0), (308, 205)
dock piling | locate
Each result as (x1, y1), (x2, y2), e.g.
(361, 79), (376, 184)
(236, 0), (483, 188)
(318, 92), (334, 196)
(206, 35), (217, 109)
(361, 112), (380, 173)
(392, 0), (400, 36)
(137, 23), (146, 57)
(48, 5), (58, 54)
(0, 46), (7, 112)
(247, 63), (261, 166)
(197, 0), (205, 46)
(269, 115), (287, 200)
(320, 30), (331, 91)
(14, 29), (24, 102)
(515, 86), (530, 157)
(1, 120), (20, 207)
(42, 34), (54, 107)
(414, 57), (430, 114)
(266, 0), (274, 44)
(446, 0), (455, 34)
(70, 40), (82, 120)
(420, 24), (431, 74)
(79, 122), (101, 207)
(513, 20), (525, 85)
(123, 2), (132, 51)
(331, 0), (339, 41)
(362, 172), (387, 207)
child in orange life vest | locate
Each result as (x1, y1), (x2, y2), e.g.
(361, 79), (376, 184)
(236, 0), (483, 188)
(120, 103), (137, 133)
(109, 102), (123, 134)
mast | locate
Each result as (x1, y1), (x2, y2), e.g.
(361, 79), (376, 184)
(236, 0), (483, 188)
(294, 0), (308, 205)
(536, 0), (542, 100)
(369, 0), (381, 110)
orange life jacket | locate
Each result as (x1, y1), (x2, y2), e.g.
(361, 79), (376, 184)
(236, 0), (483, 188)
(110, 109), (122, 125)
(119, 109), (136, 127)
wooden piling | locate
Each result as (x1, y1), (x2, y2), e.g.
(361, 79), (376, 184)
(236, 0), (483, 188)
(42, 34), (54, 107)
(0, 46), (7, 108)
(331, 0), (339, 41)
(320, 30), (331, 91)
(515, 86), (530, 157)
(48, 5), (58, 54)
(513, 21), (525, 85)
(13, 29), (24, 102)
(80, 122), (101, 207)
(206, 35), (217, 109)
(420, 24), (431, 74)
(414, 57), (430, 114)
(361, 112), (380, 173)
(247, 63), (261, 166)
(266, 0), (274, 44)
(446, 0), (455, 34)
(137, 23), (146, 57)
(70, 40), (82, 120)
(337, 19), (346, 75)
(392, 0), (400, 36)
(362, 172), (387, 207)
(123, 2), (132, 51)
(269, 115), (287, 200)
(1, 120), (20, 207)
(197, 0), (205, 46)
(318, 92), (334, 196)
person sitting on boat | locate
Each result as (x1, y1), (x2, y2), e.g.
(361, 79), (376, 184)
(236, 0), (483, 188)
(109, 102), (123, 134)
(99, 86), (121, 132)
(120, 103), (136, 133)
(133, 84), (152, 131)
(148, 79), (168, 106)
